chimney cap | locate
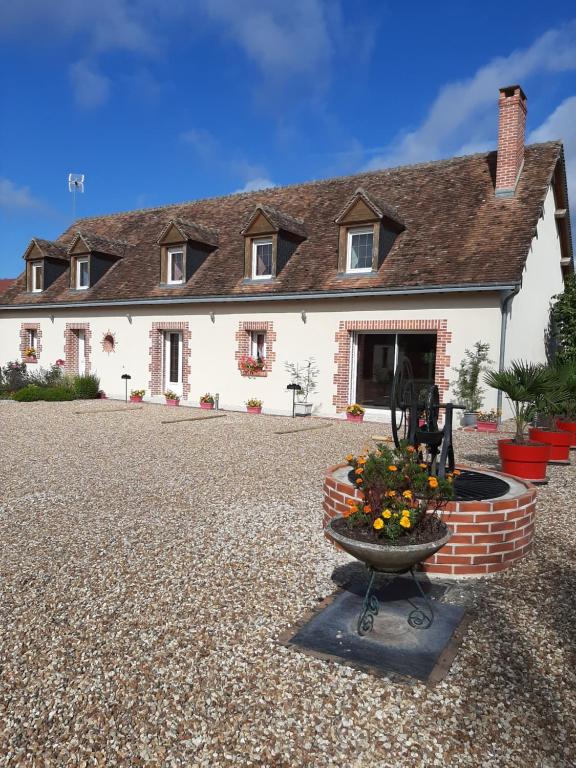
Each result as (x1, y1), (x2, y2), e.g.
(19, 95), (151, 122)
(499, 84), (527, 101)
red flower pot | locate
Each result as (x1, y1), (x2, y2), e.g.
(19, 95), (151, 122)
(556, 420), (576, 448)
(477, 421), (498, 432)
(130, 396), (143, 403)
(200, 401), (214, 410)
(529, 427), (571, 464)
(165, 399), (180, 407)
(346, 413), (364, 423)
(246, 406), (262, 414)
(497, 439), (550, 483)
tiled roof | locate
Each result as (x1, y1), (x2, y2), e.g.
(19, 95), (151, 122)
(241, 205), (307, 238)
(0, 141), (569, 307)
(70, 231), (129, 258)
(334, 187), (405, 228)
(24, 238), (69, 261)
(158, 219), (219, 248)
(0, 279), (15, 295)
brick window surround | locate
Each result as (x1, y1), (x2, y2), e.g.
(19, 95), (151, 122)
(235, 321), (277, 376)
(148, 322), (191, 398)
(20, 323), (42, 362)
(333, 319), (452, 411)
(64, 323), (92, 375)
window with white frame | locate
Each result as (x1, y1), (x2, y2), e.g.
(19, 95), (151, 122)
(251, 238), (273, 279)
(76, 258), (89, 290)
(250, 331), (266, 362)
(167, 248), (185, 284)
(31, 262), (43, 292)
(346, 227), (374, 272)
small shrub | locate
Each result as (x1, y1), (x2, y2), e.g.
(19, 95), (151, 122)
(73, 373), (101, 399)
(13, 385), (75, 402)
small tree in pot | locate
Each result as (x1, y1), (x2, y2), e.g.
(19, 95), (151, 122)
(485, 361), (554, 482)
(546, 361), (576, 451)
(451, 342), (492, 426)
(284, 357), (319, 416)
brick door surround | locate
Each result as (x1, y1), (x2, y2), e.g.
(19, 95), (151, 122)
(64, 323), (91, 375)
(333, 319), (452, 411)
(148, 322), (191, 398)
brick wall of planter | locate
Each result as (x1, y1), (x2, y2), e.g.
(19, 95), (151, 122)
(322, 464), (537, 577)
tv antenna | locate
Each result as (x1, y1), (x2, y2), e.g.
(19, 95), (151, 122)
(68, 173), (85, 220)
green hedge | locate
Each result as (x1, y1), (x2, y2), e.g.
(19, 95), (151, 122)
(73, 373), (100, 399)
(13, 385), (76, 402)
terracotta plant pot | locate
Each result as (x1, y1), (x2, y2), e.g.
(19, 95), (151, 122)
(528, 427), (571, 464)
(130, 396), (143, 403)
(246, 406), (262, 414)
(497, 439), (550, 483)
(346, 413), (364, 423)
(200, 401), (214, 410)
(556, 420), (576, 448)
(325, 519), (451, 573)
(477, 421), (498, 432)
(165, 398), (180, 407)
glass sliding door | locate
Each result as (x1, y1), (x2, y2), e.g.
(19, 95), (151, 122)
(354, 332), (437, 409)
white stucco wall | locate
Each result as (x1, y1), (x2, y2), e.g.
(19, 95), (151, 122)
(0, 293), (505, 419)
(505, 184), (565, 366)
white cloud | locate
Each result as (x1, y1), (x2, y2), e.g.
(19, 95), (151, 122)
(529, 96), (576, 212)
(69, 60), (111, 108)
(234, 177), (276, 193)
(364, 22), (576, 171)
(0, 178), (43, 211)
(179, 129), (221, 160)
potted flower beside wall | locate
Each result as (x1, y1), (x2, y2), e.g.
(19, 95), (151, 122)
(476, 409), (499, 432)
(528, 362), (574, 462)
(452, 342), (492, 427)
(285, 357), (319, 417)
(130, 389), (145, 403)
(551, 361), (576, 448)
(23, 347), (37, 364)
(164, 390), (180, 407)
(346, 403), (365, 423)
(246, 398), (263, 414)
(485, 361), (552, 483)
(200, 393), (215, 410)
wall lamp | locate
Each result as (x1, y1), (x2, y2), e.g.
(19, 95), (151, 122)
(126, 313), (133, 324)
(210, 311), (215, 323)
(301, 310), (307, 323)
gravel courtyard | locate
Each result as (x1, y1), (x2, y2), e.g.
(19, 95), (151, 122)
(1, 400), (574, 768)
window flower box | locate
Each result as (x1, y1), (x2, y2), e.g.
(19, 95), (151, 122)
(239, 355), (266, 377)
(23, 347), (37, 364)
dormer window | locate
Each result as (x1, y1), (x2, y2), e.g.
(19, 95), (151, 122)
(31, 262), (43, 292)
(347, 228), (374, 273)
(76, 258), (89, 290)
(167, 248), (185, 285)
(252, 238), (273, 279)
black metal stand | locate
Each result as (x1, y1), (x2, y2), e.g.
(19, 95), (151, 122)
(357, 567), (434, 637)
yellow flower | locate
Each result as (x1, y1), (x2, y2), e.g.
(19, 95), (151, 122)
(401, 508), (410, 517)
(357, 456), (367, 465)
(382, 509), (392, 519)
(400, 517), (411, 529)
(402, 490), (412, 499)
(388, 465), (398, 472)
(386, 490), (396, 497)
(345, 454), (354, 463)
(373, 518), (384, 530)
(419, 463), (428, 469)
(428, 477), (439, 489)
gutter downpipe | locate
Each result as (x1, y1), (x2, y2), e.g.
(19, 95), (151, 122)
(497, 286), (520, 420)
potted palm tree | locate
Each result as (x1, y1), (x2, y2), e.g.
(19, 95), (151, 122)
(552, 361), (576, 448)
(451, 342), (492, 427)
(485, 361), (552, 482)
(527, 363), (572, 464)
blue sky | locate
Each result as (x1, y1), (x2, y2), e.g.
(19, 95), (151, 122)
(1, 0), (575, 278)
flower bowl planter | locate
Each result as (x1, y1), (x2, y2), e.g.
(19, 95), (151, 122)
(528, 427), (571, 464)
(294, 402), (313, 417)
(200, 401), (214, 410)
(477, 421), (498, 432)
(165, 398), (180, 407)
(462, 412), (477, 427)
(246, 406), (262, 414)
(346, 413), (364, 423)
(130, 395), (143, 403)
(324, 519), (451, 573)
(556, 420), (576, 448)
(497, 439), (550, 483)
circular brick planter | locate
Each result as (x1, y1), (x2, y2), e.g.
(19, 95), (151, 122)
(322, 464), (537, 578)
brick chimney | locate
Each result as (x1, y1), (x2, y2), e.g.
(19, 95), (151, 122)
(495, 85), (527, 197)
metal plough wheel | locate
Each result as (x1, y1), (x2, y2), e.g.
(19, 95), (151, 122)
(391, 357), (415, 448)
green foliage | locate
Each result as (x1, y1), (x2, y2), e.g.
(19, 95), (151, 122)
(547, 361), (576, 420)
(0, 360), (28, 393)
(13, 385), (75, 402)
(451, 342), (492, 412)
(73, 373), (101, 399)
(485, 361), (554, 443)
(549, 275), (576, 364)
(27, 363), (64, 388)
(284, 357), (319, 402)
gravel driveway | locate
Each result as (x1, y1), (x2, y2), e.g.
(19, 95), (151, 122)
(1, 400), (574, 767)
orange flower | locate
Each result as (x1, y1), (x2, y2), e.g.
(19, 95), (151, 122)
(453, 469), (461, 476)
(402, 490), (413, 499)
(343, 507), (354, 518)
(355, 467), (364, 475)
(407, 445), (416, 453)
(345, 454), (354, 463)
(347, 498), (356, 507)
(419, 463), (427, 469)
(388, 465), (398, 472)
(357, 456), (367, 465)
(386, 490), (396, 497)
(356, 478), (363, 485)
(363, 505), (372, 514)
(428, 476), (439, 489)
